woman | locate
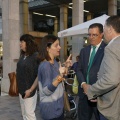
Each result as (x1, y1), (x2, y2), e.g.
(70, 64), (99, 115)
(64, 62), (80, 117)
(38, 34), (71, 120)
(16, 34), (39, 120)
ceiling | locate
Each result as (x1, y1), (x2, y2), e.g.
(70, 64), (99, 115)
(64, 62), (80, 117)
(28, 0), (120, 32)
(29, 0), (108, 18)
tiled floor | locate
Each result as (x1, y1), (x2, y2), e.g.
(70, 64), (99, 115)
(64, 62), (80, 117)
(0, 94), (41, 120)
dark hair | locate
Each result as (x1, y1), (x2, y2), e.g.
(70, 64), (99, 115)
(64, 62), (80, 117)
(88, 23), (103, 33)
(106, 15), (120, 33)
(38, 34), (59, 62)
(76, 55), (79, 58)
(20, 34), (38, 55)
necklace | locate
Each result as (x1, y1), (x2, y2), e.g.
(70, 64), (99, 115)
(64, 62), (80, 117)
(23, 55), (29, 60)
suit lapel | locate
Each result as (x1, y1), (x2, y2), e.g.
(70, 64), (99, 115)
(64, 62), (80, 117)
(85, 46), (91, 69)
(92, 41), (105, 65)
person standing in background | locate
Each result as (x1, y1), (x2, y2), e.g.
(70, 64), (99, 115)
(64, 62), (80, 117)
(71, 55), (79, 73)
(76, 23), (106, 120)
(16, 34), (39, 120)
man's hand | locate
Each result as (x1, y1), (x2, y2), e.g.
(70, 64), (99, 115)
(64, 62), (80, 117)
(82, 83), (97, 102)
(82, 83), (90, 95)
(90, 99), (97, 102)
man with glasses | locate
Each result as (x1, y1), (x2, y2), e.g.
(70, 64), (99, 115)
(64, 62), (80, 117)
(84, 15), (120, 120)
(76, 23), (106, 120)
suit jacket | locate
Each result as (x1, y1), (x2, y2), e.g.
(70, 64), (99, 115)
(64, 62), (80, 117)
(87, 36), (120, 120)
(76, 41), (106, 99)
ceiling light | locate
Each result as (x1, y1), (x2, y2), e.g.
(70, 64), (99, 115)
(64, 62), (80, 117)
(83, 10), (89, 12)
(69, 3), (73, 5)
(68, 6), (89, 12)
(69, 1), (86, 5)
(45, 14), (56, 18)
(33, 12), (43, 16)
(68, 6), (72, 9)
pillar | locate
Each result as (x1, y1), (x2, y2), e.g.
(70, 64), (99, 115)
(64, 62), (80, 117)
(1, 0), (20, 93)
(72, 0), (83, 25)
(108, 0), (117, 16)
(72, 0), (84, 62)
(20, 0), (29, 35)
(59, 5), (68, 60)
(54, 17), (58, 36)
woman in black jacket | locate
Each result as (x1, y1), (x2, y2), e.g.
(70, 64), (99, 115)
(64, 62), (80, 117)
(16, 34), (39, 120)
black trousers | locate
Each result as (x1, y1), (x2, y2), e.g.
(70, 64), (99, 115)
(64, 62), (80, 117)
(78, 96), (100, 120)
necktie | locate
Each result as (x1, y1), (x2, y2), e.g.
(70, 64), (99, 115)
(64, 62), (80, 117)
(86, 46), (96, 84)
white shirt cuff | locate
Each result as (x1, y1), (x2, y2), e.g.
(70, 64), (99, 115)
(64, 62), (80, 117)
(81, 82), (86, 88)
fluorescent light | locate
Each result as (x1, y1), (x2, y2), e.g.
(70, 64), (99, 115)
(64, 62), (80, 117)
(69, 1), (86, 5)
(33, 12), (43, 16)
(68, 6), (89, 12)
(69, 3), (73, 5)
(45, 14), (56, 18)
(33, 12), (56, 18)
(68, 6), (72, 9)
(83, 10), (89, 12)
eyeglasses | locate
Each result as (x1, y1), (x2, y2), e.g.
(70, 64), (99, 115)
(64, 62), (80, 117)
(87, 34), (99, 38)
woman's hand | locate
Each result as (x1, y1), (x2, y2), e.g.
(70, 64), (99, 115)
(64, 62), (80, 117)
(24, 89), (32, 98)
(59, 54), (72, 76)
(53, 75), (65, 87)
(59, 62), (66, 76)
(65, 54), (72, 68)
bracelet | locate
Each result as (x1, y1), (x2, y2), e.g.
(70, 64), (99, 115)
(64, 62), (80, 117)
(56, 75), (63, 82)
(60, 73), (63, 77)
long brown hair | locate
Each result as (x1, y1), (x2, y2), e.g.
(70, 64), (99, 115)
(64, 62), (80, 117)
(38, 34), (59, 62)
(20, 34), (38, 56)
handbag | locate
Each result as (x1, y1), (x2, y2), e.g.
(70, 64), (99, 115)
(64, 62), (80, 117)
(64, 90), (71, 112)
(72, 75), (79, 94)
(8, 72), (19, 96)
(63, 82), (71, 112)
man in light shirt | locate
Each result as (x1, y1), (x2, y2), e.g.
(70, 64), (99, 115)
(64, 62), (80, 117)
(84, 15), (120, 120)
(76, 23), (106, 120)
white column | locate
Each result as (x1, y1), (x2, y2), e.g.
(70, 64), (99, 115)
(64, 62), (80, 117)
(0, 0), (2, 40)
(108, 0), (117, 16)
(1, 0), (20, 93)
(0, 0), (2, 8)
(72, 0), (83, 25)
(60, 5), (68, 60)
(72, 0), (84, 62)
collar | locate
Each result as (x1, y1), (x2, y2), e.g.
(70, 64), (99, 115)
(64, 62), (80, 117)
(108, 35), (120, 45)
(91, 40), (102, 51)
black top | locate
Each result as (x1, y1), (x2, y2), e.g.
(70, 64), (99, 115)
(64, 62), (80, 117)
(16, 52), (39, 97)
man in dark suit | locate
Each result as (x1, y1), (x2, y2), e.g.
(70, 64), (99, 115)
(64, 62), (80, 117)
(76, 23), (106, 120)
